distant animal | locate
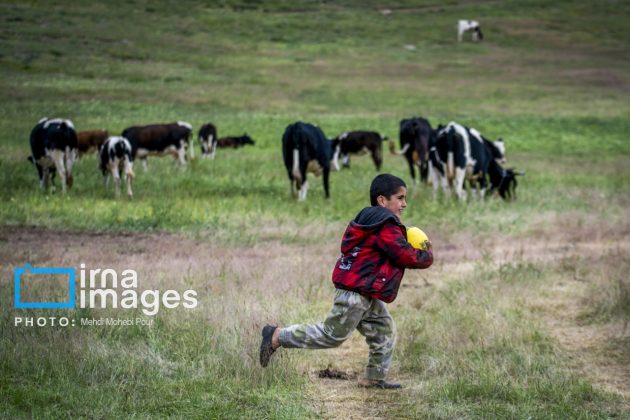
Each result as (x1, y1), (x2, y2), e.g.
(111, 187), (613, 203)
(99, 136), (134, 198)
(216, 134), (255, 148)
(77, 129), (109, 156)
(430, 121), (505, 200)
(198, 123), (217, 158)
(391, 117), (433, 185)
(282, 121), (332, 201)
(488, 162), (524, 200)
(28, 117), (78, 194)
(121, 121), (192, 171)
(330, 130), (386, 171)
(458, 20), (483, 42)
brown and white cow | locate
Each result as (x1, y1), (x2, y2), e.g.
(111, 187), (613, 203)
(77, 129), (109, 156)
(330, 130), (386, 171)
(99, 136), (134, 198)
(121, 121), (192, 170)
(28, 117), (78, 194)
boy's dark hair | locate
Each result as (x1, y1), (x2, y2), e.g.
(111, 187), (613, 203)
(370, 174), (406, 206)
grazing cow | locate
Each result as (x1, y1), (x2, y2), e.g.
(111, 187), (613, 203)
(282, 121), (331, 201)
(28, 117), (78, 194)
(99, 136), (134, 198)
(330, 131), (386, 171)
(216, 134), (255, 148)
(458, 20), (483, 42)
(121, 121), (192, 170)
(198, 123), (218, 158)
(391, 117), (433, 185)
(430, 121), (505, 201)
(77, 129), (109, 156)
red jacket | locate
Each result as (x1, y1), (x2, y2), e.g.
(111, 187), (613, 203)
(332, 206), (433, 303)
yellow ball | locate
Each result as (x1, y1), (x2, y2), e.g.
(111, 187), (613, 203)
(407, 227), (429, 250)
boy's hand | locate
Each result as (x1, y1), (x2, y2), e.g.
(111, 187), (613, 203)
(423, 240), (432, 251)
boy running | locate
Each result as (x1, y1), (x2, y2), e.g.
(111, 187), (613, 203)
(260, 173), (433, 389)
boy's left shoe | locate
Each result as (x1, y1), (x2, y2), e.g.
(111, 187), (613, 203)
(259, 324), (277, 367)
(359, 379), (402, 389)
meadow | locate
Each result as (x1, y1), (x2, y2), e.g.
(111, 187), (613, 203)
(1, 0), (629, 418)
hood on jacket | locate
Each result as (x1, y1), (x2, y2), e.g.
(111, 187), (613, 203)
(341, 206), (402, 254)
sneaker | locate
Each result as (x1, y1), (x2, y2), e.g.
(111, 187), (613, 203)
(259, 324), (277, 367)
(359, 380), (402, 389)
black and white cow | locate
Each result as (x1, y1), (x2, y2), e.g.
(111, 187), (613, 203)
(217, 134), (255, 148)
(391, 117), (433, 185)
(28, 117), (78, 194)
(330, 131), (386, 171)
(458, 20), (483, 42)
(198, 123), (217, 158)
(282, 121), (331, 201)
(430, 121), (505, 200)
(99, 136), (135, 198)
(121, 121), (192, 170)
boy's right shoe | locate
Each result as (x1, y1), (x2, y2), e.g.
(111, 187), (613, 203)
(259, 324), (277, 367)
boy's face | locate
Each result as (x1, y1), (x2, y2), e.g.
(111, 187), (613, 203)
(377, 186), (407, 218)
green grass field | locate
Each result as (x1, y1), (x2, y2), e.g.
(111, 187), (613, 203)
(1, 0), (629, 418)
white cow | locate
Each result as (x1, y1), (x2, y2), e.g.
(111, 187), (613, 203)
(458, 20), (483, 42)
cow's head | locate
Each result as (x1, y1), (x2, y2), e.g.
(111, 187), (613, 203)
(498, 168), (524, 200)
(241, 134), (255, 146)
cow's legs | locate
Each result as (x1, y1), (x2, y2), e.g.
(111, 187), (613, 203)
(178, 140), (187, 165)
(210, 140), (217, 160)
(407, 157), (417, 186)
(342, 154), (350, 168)
(50, 149), (67, 194)
(289, 179), (298, 198)
(297, 163), (309, 201)
(110, 158), (121, 198)
(64, 146), (76, 188)
(124, 158), (134, 198)
(35, 163), (45, 190)
(429, 162), (440, 199)
(200, 137), (208, 156)
(291, 150), (302, 184)
(189, 136), (195, 160)
(373, 149), (383, 171)
(141, 158), (148, 172)
(454, 167), (467, 201)
(42, 168), (50, 191)
(322, 167), (330, 199)
(298, 180), (309, 201)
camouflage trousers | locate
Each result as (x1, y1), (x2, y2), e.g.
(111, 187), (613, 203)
(278, 289), (396, 380)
